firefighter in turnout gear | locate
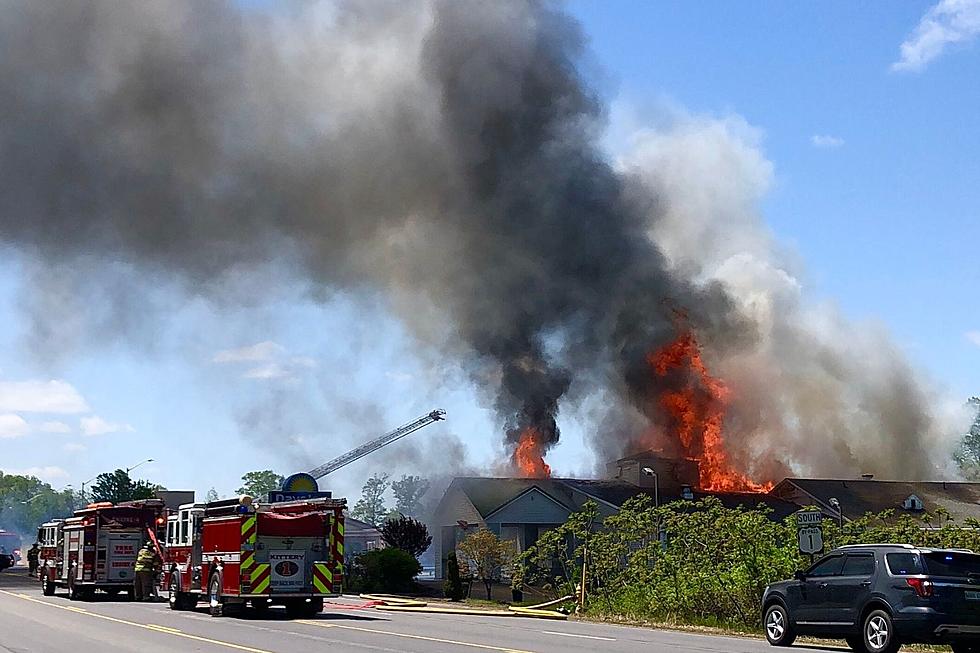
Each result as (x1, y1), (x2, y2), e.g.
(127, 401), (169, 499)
(134, 541), (160, 601)
(27, 543), (39, 577)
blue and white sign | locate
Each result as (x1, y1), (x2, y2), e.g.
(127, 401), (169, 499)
(267, 491), (332, 503)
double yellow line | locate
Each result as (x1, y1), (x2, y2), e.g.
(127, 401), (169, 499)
(0, 590), (269, 653)
(297, 619), (533, 653)
(0, 590), (534, 653)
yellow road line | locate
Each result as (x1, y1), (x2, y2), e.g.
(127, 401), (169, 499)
(0, 590), (271, 653)
(297, 619), (534, 653)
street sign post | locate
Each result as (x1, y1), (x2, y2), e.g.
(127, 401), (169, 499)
(796, 511), (824, 558)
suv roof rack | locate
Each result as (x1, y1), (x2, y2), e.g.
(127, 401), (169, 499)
(834, 543), (916, 550)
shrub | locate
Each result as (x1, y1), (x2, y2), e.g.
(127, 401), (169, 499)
(443, 551), (465, 601)
(520, 496), (980, 630)
(351, 548), (421, 593)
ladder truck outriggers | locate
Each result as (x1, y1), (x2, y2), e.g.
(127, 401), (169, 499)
(36, 499), (167, 600)
(161, 495), (347, 618)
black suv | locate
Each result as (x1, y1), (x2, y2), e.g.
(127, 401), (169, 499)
(762, 544), (980, 652)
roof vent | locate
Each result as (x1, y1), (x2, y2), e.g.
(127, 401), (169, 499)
(902, 494), (924, 512)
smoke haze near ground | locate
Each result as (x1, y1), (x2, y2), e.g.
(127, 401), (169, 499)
(0, 0), (963, 482)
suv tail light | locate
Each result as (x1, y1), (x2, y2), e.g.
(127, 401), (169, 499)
(906, 578), (933, 597)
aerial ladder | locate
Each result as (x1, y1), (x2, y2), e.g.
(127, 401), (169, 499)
(307, 409), (446, 480)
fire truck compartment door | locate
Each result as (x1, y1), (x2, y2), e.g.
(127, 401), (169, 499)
(105, 533), (139, 581)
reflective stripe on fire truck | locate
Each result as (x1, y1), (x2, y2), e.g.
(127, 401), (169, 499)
(241, 515), (257, 546)
(240, 514), (257, 592)
(312, 563), (332, 594)
(248, 563), (271, 594)
(331, 518), (344, 592)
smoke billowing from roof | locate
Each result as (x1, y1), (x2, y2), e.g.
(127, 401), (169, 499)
(0, 1), (960, 481)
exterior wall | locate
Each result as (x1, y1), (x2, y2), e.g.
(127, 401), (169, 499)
(432, 485), (485, 579)
(484, 488), (571, 526)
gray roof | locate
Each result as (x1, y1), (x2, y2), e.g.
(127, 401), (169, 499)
(774, 478), (980, 523)
(443, 476), (799, 521)
(445, 478), (576, 518)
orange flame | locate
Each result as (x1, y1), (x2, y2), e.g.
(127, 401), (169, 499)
(648, 331), (772, 493)
(513, 426), (552, 478)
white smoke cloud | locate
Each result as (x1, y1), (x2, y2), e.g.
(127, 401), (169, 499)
(893, 0), (980, 72)
(616, 111), (961, 479)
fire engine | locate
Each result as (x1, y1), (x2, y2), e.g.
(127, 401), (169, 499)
(161, 495), (346, 617)
(36, 519), (62, 579)
(36, 499), (166, 600)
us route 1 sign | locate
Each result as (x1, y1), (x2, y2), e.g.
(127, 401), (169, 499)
(796, 511), (824, 555)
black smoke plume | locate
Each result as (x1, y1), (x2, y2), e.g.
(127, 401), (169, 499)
(0, 0), (958, 480)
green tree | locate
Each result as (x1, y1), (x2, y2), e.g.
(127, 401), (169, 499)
(955, 397), (980, 479)
(235, 470), (284, 497)
(89, 469), (159, 504)
(351, 473), (390, 526)
(443, 550), (465, 601)
(0, 472), (76, 537)
(391, 475), (430, 517)
(458, 528), (515, 600)
(380, 515), (432, 558)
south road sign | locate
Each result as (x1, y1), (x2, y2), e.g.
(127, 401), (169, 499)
(796, 510), (823, 526)
(795, 510), (824, 555)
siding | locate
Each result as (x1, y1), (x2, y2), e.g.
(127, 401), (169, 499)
(485, 488), (571, 525)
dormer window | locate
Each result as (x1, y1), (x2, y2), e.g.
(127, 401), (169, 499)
(902, 494), (924, 511)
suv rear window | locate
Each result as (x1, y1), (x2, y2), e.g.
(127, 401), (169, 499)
(842, 554), (875, 576)
(922, 552), (980, 578)
(886, 553), (922, 575)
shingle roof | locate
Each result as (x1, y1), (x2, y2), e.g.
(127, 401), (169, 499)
(447, 477), (576, 518)
(445, 476), (798, 521)
(774, 479), (980, 523)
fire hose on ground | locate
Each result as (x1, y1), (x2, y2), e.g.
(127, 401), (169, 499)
(358, 593), (572, 620)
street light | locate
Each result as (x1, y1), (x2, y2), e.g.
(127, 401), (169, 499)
(642, 467), (659, 508)
(829, 497), (844, 530)
(125, 458), (154, 474)
(79, 474), (100, 502)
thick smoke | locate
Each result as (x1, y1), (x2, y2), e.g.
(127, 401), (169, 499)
(0, 1), (958, 480)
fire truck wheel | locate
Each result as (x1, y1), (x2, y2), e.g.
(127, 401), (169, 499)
(169, 573), (195, 611)
(41, 573), (55, 596)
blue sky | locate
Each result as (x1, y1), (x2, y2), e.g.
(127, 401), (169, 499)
(1, 0), (978, 503)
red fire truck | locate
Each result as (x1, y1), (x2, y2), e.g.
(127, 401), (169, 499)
(36, 519), (63, 579)
(162, 496), (346, 617)
(36, 499), (166, 600)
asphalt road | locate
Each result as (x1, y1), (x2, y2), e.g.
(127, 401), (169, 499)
(0, 569), (836, 653)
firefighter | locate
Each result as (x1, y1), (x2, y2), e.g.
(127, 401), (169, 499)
(133, 541), (160, 601)
(27, 543), (39, 577)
